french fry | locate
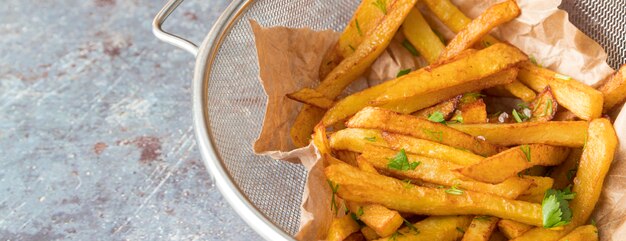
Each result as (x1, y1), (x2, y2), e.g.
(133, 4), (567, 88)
(371, 43), (528, 105)
(498, 219), (533, 239)
(319, 0), (397, 79)
(348, 202), (404, 237)
(361, 226), (381, 241)
(357, 156), (379, 174)
(556, 225), (598, 241)
(345, 107), (504, 157)
(382, 132), (485, 166)
(286, 88), (334, 109)
(322, 66), (517, 126)
(402, 8), (445, 63)
(412, 96), (460, 119)
(462, 216), (499, 241)
(336, 150), (359, 167)
(529, 87), (558, 122)
(326, 163), (543, 226)
(517, 176), (554, 203)
(327, 215), (361, 241)
(360, 146), (532, 199)
(452, 98), (488, 124)
(460, 144), (569, 184)
(550, 149), (582, 189)
(518, 62), (604, 120)
(291, 0), (417, 147)
(374, 216), (472, 241)
(437, 0), (520, 61)
(484, 81), (537, 102)
(449, 121), (589, 147)
(512, 118), (618, 241)
(598, 64), (626, 111)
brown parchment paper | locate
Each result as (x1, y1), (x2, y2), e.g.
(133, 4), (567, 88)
(251, 0), (624, 240)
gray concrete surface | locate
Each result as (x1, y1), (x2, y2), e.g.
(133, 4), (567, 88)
(0, 0), (261, 240)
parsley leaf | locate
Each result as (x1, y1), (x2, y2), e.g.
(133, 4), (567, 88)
(520, 145), (531, 162)
(512, 109), (527, 123)
(529, 55), (542, 67)
(355, 19), (363, 36)
(396, 68), (411, 77)
(427, 111), (446, 124)
(566, 167), (577, 181)
(357, 207), (364, 217)
(449, 115), (464, 124)
(388, 231), (401, 241)
(542, 186), (576, 228)
(387, 149), (420, 171)
(364, 136), (377, 142)
(404, 219), (420, 234)
(402, 39), (419, 56)
(456, 227), (465, 233)
(327, 180), (339, 215)
(372, 0), (387, 14)
(348, 44), (356, 52)
(445, 184), (464, 195)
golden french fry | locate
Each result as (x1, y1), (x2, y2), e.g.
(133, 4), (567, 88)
(452, 98), (488, 124)
(286, 88), (333, 109)
(550, 148), (582, 189)
(517, 176), (554, 203)
(348, 202), (404, 237)
(437, 0), (520, 61)
(518, 62), (604, 120)
(327, 214), (361, 241)
(374, 216), (472, 241)
(529, 87), (559, 122)
(326, 163), (543, 226)
(460, 144), (569, 184)
(512, 118), (618, 241)
(357, 156), (379, 174)
(291, 0), (417, 147)
(449, 121), (589, 147)
(462, 216), (499, 241)
(484, 81), (537, 102)
(360, 146), (532, 199)
(371, 43), (528, 105)
(556, 225), (598, 241)
(345, 107), (504, 157)
(412, 96), (460, 119)
(336, 150), (359, 166)
(498, 219), (533, 239)
(402, 8), (445, 63)
(361, 226), (381, 241)
(598, 64), (626, 111)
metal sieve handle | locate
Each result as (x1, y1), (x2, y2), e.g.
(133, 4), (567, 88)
(152, 0), (199, 56)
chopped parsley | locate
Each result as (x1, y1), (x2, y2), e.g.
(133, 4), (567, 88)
(372, 0), (387, 14)
(542, 186), (576, 228)
(327, 180), (339, 215)
(388, 231), (401, 241)
(364, 136), (377, 142)
(348, 44), (356, 52)
(396, 68), (412, 77)
(456, 227), (465, 234)
(388, 149), (420, 171)
(422, 128), (443, 142)
(520, 145), (531, 162)
(402, 39), (419, 57)
(404, 219), (420, 234)
(403, 179), (414, 189)
(357, 207), (364, 217)
(355, 19), (363, 36)
(449, 115), (464, 124)
(461, 92), (485, 103)
(529, 55), (542, 67)
(445, 184), (464, 195)
(427, 111), (446, 124)
(512, 109), (523, 123)
(482, 40), (493, 48)
(566, 167), (577, 181)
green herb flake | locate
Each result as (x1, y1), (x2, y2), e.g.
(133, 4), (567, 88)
(449, 115), (464, 124)
(520, 145), (531, 162)
(402, 39), (419, 57)
(348, 44), (356, 52)
(456, 227), (465, 234)
(427, 111), (446, 124)
(566, 168), (577, 181)
(372, 0), (387, 15)
(445, 184), (464, 195)
(344, 206), (350, 215)
(388, 149), (420, 171)
(396, 68), (412, 78)
(364, 136), (377, 142)
(461, 92), (485, 103)
(357, 207), (364, 217)
(355, 19), (363, 36)
(482, 40), (492, 48)
(542, 186), (576, 228)
(512, 109), (524, 123)
(433, 30), (446, 44)
(403, 179), (414, 189)
(529, 55), (542, 67)
(422, 128), (443, 142)
(327, 180), (340, 215)
(404, 219), (420, 234)
(555, 73), (572, 80)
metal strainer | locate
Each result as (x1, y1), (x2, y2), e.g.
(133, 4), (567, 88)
(152, 0), (626, 240)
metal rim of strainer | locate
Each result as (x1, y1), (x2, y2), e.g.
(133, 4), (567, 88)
(153, 0), (293, 240)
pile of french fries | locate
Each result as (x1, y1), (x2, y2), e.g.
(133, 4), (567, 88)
(286, 0), (626, 240)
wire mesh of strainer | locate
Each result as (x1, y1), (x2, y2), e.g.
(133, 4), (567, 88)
(155, 0), (626, 239)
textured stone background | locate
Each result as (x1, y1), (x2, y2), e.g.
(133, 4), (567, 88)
(0, 0), (260, 240)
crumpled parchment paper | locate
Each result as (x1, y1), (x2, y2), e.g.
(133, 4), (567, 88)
(250, 0), (624, 240)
